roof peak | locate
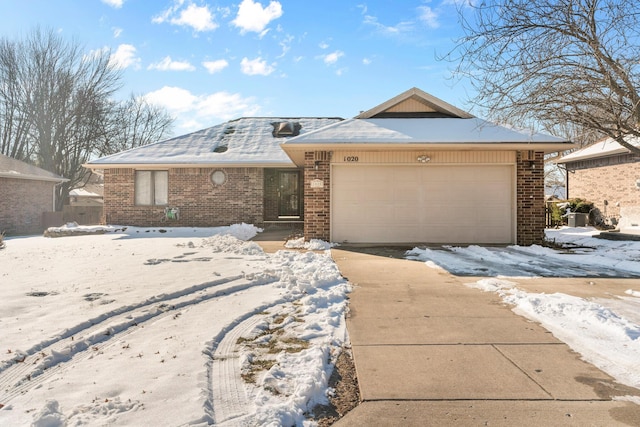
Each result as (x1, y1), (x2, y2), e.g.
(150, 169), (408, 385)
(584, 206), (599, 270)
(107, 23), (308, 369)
(355, 87), (474, 119)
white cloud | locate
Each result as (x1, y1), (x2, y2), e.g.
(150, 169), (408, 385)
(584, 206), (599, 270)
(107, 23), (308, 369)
(321, 50), (344, 65)
(362, 57), (372, 65)
(240, 57), (275, 76)
(145, 86), (198, 113)
(202, 59), (229, 74)
(112, 27), (123, 38)
(318, 41), (329, 49)
(110, 44), (140, 69)
(153, 1), (218, 32)
(417, 5), (439, 28)
(102, 0), (124, 8)
(442, 0), (478, 6)
(277, 34), (294, 58)
(232, 0), (283, 34)
(363, 14), (414, 36)
(144, 86), (261, 132)
(148, 56), (196, 71)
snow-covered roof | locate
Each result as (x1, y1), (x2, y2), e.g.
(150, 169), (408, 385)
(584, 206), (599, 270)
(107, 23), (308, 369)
(0, 153), (68, 182)
(282, 117), (569, 145)
(69, 188), (94, 197)
(556, 136), (640, 164)
(280, 117), (573, 166)
(87, 117), (342, 168)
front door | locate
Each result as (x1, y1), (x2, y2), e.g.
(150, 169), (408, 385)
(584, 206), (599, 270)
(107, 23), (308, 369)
(278, 170), (301, 217)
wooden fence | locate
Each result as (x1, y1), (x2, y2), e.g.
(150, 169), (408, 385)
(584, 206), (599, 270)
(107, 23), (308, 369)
(62, 205), (103, 225)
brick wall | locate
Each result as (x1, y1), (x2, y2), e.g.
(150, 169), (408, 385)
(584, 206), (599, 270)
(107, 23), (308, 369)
(263, 169), (279, 221)
(0, 177), (55, 235)
(567, 157), (640, 227)
(103, 167), (264, 227)
(516, 151), (545, 245)
(300, 150), (548, 245)
(303, 152), (331, 240)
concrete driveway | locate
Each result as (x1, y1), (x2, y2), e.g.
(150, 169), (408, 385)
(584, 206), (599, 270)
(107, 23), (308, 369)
(331, 247), (640, 426)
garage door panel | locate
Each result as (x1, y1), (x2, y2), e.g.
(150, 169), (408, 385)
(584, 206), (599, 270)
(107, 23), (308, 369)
(332, 165), (514, 244)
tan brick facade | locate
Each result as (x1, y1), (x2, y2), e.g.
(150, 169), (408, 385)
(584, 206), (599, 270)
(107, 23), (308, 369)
(103, 167), (264, 227)
(0, 177), (55, 235)
(300, 150), (548, 245)
(566, 154), (640, 228)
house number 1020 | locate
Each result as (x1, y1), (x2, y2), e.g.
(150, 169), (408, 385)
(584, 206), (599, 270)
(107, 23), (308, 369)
(343, 156), (359, 162)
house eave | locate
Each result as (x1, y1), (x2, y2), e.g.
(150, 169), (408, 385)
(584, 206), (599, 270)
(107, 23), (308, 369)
(281, 142), (577, 167)
(0, 172), (69, 182)
(555, 148), (631, 164)
(83, 161), (298, 170)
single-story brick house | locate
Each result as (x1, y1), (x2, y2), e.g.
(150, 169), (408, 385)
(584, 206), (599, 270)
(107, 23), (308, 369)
(557, 136), (640, 229)
(86, 88), (573, 245)
(0, 153), (68, 235)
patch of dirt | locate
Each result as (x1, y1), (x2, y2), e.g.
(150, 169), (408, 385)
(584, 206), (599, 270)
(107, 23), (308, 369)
(312, 348), (360, 426)
(337, 245), (414, 260)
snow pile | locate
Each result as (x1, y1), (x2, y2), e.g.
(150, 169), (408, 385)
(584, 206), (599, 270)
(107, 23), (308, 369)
(0, 225), (349, 427)
(407, 227), (640, 277)
(240, 250), (351, 425)
(285, 237), (339, 251)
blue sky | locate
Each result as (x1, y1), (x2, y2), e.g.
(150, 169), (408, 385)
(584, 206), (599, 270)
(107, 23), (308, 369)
(0, 0), (476, 135)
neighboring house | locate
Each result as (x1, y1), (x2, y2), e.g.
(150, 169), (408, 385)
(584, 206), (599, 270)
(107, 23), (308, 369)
(69, 173), (104, 207)
(0, 153), (68, 235)
(69, 186), (103, 206)
(557, 136), (640, 229)
(86, 88), (573, 245)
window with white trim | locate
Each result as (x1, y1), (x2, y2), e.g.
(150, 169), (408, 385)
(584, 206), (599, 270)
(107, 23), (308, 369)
(135, 170), (168, 205)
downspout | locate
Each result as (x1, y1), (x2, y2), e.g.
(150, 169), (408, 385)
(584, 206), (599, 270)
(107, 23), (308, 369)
(560, 164), (569, 199)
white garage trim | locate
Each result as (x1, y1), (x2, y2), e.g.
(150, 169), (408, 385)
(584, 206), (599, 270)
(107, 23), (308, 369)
(331, 164), (515, 244)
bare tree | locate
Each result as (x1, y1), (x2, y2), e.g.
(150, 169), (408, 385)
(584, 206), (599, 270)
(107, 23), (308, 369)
(0, 39), (32, 160)
(450, 0), (640, 153)
(0, 28), (173, 210)
(99, 94), (173, 156)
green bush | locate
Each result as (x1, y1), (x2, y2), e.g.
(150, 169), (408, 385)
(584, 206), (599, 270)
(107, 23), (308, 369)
(550, 203), (564, 224)
(566, 198), (594, 213)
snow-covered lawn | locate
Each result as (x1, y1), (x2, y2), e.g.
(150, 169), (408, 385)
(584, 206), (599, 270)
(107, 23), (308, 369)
(3, 224), (640, 425)
(408, 227), (640, 394)
(0, 224), (350, 426)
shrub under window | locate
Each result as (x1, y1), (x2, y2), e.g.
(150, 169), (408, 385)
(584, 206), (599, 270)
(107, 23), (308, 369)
(135, 170), (168, 205)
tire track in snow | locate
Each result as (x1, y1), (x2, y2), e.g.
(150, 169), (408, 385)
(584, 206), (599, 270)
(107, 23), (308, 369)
(0, 274), (280, 404)
(200, 297), (289, 426)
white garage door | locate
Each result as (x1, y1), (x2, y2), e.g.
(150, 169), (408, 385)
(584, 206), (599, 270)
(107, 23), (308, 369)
(331, 165), (514, 244)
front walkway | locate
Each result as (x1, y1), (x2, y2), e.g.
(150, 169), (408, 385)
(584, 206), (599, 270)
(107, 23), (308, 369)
(331, 248), (640, 426)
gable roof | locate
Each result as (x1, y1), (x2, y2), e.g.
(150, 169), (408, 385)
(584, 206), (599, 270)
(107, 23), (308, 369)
(0, 153), (68, 182)
(86, 117), (342, 168)
(356, 87), (474, 119)
(282, 89), (574, 165)
(556, 136), (640, 164)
